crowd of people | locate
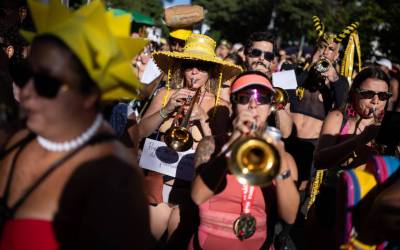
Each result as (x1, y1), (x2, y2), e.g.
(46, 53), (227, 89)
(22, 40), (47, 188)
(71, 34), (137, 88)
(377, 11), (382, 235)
(1, 1), (400, 250)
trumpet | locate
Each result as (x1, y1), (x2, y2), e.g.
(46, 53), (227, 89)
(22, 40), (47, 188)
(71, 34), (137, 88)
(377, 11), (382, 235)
(228, 126), (281, 187)
(313, 57), (330, 74)
(308, 57), (331, 89)
(271, 87), (289, 111)
(164, 80), (201, 152)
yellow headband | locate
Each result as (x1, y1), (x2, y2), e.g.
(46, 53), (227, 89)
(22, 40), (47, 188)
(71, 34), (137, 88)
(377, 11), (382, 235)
(21, 0), (148, 100)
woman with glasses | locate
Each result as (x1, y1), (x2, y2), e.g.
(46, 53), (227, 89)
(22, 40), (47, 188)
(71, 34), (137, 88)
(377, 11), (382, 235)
(308, 66), (392, 249)
(138, 34), (241, 245)
(190, 71), (299, 250)
(0, 1), (153, 249)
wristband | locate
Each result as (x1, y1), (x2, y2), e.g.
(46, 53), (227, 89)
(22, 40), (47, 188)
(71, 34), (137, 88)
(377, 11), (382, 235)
(276, 169), (291, 180)
(159, 107), (169, 119)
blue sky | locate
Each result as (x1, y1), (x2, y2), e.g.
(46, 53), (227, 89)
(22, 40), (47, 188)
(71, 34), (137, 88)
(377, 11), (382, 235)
(163, 0), (191, 8)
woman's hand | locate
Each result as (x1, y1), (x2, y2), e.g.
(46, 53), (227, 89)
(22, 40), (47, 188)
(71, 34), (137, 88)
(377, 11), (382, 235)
(359, 124), (380, 145)
(164, 89), (195, 114)
(224, 110), (257, 147)
(321, 63), (339, 82)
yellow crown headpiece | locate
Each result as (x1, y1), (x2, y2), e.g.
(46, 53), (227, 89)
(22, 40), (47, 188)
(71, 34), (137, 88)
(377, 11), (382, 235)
(312, 16), (362, 83)
(21, 0), (148, 100)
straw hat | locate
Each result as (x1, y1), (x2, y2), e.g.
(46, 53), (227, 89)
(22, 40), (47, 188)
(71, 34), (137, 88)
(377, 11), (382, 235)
(21, 0), (148, 101)
(152, 34), (242, 84)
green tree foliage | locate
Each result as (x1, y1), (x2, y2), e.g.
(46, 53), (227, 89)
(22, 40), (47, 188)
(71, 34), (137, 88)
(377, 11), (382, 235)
(105, 0), (163, 22)
(194, 0), (399, 61)
(193, 0), (273, 42)
(69, 0), (163, 22)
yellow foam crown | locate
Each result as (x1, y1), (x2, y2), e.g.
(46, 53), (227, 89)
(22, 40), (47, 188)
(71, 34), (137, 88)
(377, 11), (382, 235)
(21, 0), (148, 100)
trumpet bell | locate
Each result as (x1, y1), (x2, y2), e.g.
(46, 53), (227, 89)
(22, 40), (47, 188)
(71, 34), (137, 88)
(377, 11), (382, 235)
(229, 136), (281, 187)
(164, 126), (193, 152)
(272, 87), (289, 111)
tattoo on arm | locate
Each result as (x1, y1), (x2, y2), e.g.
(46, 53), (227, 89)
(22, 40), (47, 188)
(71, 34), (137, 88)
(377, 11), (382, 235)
(194, 137), (215, 168)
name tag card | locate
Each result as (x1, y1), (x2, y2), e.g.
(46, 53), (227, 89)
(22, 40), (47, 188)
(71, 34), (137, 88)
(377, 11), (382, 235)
(272, 70), (297, 90)
(139, 138), (195, 181)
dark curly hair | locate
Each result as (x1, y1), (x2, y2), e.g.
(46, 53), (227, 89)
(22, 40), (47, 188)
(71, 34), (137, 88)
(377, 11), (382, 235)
(244, 31), (277, 57)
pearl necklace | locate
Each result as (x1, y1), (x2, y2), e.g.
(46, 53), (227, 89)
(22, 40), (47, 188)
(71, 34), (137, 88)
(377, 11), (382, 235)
(37, 114), (103, 152)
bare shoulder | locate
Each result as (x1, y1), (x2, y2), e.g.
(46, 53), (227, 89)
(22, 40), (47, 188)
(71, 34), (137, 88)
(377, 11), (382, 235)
(3, 129), (31, 149)
(194, 136), (216, 168)
(321, 110), (344, 135)
(217, 98), (230, 107)
(77, 127), (135, 169)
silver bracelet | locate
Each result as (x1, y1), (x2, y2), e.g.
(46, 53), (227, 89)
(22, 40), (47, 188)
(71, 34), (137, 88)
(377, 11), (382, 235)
(159, 107), (169, 119)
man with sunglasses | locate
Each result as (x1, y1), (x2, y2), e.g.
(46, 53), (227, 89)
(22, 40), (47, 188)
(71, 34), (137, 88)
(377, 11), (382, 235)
(242, 31), (293, 140)
(244, 31), (276, 79)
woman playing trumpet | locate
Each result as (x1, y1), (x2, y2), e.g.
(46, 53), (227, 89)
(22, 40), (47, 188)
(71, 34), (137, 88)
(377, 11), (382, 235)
(138, 34), (241, 244)
(309, 67), (392, 249)
(191, 71), (299, 249)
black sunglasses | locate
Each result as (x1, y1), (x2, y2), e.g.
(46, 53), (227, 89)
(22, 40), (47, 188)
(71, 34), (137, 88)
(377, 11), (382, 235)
(247, 48), (274, 61)
(232, 92), (272, 105)
(15, 70), (65, 99)
(356, 88), (392, 101)
(182, 60), (213, 72)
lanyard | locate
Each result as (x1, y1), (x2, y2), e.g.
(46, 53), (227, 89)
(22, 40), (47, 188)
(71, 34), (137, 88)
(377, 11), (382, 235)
(241, 184), (255, 214)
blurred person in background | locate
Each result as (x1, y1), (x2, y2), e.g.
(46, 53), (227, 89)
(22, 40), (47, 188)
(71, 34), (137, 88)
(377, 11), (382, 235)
(376, 58), (399, 111)
(0, 1), (153, 249)
(216, 39), (231, 60)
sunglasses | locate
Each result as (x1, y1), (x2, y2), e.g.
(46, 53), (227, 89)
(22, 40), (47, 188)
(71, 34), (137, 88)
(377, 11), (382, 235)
(232, 90), (272, 105)
(182, 61), (212, 72)
(247, 48), (274, 61)
(15, 71), (66, 99)
(356, 88), (392, 101)
(169, 38), (186, 48)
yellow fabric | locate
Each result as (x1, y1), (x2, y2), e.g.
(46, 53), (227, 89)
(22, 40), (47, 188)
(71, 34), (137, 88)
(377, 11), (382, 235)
(340, 237), (376, 250)
(341, 32), (362, 84)
(162, 69), (172, 107)
(170, 28), (192, 41)
(21, 0), (148, 100)
(352, 167), (377, 198)
(307, 169), (325, 214)
(152, 34), (242, 84)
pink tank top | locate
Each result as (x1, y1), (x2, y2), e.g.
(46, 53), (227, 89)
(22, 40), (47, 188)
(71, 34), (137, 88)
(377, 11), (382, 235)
(198, 175), (267, 240)
(0, 219), (59, 250)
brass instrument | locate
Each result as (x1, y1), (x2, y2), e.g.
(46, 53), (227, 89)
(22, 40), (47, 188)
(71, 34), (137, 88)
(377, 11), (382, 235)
(313, 57), (330, 74)
(308, 57), (331, 89)
(164, 82), (201, 152)
(271, 87), (289, 111)
(228, 126), (281, 187)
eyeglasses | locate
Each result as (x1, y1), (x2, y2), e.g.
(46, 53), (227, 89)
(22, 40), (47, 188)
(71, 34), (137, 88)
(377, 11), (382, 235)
(356, 88), (392, 101)
(247, 48), (274, 61)
(15, 71), (66, 99)
(232, 90), (272, 105)
(182, 61), (213, 72)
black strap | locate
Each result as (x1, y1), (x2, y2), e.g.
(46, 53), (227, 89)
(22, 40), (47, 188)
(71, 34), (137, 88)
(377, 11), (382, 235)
(0, 133), (35, 160)
(1, 133), (115, 217)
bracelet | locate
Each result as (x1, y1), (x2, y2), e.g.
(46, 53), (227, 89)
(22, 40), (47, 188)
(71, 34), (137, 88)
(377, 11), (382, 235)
(276, 169), (291, 180)
(159, 107), (169, 119)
